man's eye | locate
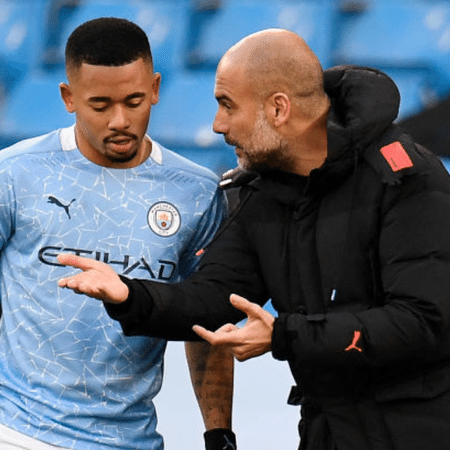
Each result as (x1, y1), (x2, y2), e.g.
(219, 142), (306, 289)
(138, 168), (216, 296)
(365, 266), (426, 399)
(92, 105), (107, 112)
(127, 101), (142, 108)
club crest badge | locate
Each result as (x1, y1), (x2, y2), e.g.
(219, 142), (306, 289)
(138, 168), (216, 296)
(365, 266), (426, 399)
(148, 202), (181, 237)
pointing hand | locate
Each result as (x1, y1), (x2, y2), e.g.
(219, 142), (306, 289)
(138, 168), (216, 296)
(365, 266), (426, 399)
(57, 254), (129, 304)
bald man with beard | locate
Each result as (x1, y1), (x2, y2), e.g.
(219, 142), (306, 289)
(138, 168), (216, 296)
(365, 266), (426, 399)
(214, 29), (329, 175)
(59, 29), (450, 450)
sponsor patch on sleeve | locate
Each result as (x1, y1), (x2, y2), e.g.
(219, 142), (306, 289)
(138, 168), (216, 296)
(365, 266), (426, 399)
(380, 141), (414, 172)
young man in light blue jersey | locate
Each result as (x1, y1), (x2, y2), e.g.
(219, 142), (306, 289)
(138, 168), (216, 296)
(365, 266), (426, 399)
(0, 18), (236, 450)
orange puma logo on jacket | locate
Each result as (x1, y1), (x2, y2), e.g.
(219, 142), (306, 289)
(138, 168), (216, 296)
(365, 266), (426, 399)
(345, 330), (363, 352)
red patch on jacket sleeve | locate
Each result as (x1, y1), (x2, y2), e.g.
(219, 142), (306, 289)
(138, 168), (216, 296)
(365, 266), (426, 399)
(380, 142), (414, 172)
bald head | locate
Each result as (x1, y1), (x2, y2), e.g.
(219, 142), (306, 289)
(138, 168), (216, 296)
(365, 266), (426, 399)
(219, 29), (328, 119)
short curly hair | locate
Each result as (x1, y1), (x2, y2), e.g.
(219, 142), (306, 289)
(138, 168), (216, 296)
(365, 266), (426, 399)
(65, 17), (153, 72)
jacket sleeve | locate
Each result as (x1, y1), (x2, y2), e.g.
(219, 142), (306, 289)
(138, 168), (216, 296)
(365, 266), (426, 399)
(106, 204), (270, 340)
(272, 163), (450, 368)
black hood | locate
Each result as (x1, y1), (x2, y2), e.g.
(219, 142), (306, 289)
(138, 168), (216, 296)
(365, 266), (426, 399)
(325, 65), (400, 157)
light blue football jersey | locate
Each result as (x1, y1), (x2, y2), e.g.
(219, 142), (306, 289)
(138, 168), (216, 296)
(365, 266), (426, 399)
(0, 125), (226, 449)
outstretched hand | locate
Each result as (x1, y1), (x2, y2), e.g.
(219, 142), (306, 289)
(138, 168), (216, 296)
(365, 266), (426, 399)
(57, 254), (129, 304)
(193, 294), (275, 361)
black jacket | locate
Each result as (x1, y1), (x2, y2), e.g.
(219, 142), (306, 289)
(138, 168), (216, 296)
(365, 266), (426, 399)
(108, 66), (450, 450)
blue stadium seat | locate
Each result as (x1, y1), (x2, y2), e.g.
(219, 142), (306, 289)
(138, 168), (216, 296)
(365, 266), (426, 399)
(186, 0), (336, 70)
(335, 1), (450, 67)
(44, 0), (189, 87)
(0, 68), (73, 147)
(333, 0), (450, 117)
(150, 70), (236, 174)
(0, 0), (49, 95)
(379, 67), (439, 119)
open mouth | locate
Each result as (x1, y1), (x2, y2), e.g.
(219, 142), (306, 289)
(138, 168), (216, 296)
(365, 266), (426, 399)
(107, 137), (135, 153)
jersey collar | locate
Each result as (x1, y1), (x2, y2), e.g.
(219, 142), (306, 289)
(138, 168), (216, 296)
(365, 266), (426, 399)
(59, 125), (162, 165)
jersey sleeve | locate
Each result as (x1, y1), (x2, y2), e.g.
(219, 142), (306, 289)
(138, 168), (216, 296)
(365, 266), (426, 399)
(0, 164), (15, 251)
(178, 187), (228, 279)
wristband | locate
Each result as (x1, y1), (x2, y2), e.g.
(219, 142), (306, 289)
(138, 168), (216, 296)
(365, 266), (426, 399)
(204, 428), (237, 450)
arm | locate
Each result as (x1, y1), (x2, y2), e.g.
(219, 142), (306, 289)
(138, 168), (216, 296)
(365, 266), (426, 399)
(185, 341), (234, 428)
(185, 341), (237, 449)
(58, 211), (269, 340)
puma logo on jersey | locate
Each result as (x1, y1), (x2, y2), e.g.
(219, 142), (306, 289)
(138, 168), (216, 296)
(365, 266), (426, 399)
(48, 196), (76, 219)
(345, 330), (363, 353)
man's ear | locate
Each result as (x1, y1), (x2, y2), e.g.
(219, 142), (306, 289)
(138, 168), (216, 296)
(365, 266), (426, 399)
(265, 92), (291, 127)
(151, 72), (162, 105)
(60, 82), (75, 113)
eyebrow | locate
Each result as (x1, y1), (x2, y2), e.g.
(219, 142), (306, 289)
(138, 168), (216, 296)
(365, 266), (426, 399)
(88, 92), (146, 103)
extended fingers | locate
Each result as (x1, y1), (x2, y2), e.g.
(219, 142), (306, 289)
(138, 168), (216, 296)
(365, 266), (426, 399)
(58, 274), (90, 294)
(58, 274), (80, 288)
(193, 324), (241, 346)
(57, 254), (98, 271)
(192, 325), (214, 342)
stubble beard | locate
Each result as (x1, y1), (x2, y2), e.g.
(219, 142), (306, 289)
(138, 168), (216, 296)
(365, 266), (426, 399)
(229, 109), (291, 172)
(103, 133), (140, 163)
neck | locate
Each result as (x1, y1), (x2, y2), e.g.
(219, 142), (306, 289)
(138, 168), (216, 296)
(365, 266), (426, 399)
(290, 126), (328, 176)
(133, 136), (152, 167)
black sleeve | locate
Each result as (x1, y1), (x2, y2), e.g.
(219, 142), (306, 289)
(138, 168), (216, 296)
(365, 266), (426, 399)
(105, 214), (269, 340)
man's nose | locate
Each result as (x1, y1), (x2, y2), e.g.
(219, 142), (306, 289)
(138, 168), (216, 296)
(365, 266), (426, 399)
(213, 110), (228, 135)
(109, 105), (130, 129)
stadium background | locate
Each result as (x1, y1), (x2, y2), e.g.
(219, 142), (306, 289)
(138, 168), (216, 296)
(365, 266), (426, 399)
(0, 0), (450, 448)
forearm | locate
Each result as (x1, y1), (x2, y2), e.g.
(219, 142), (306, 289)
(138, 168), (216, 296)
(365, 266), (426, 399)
(105, 270), (253, 339)
(185, 341), (234, 429)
